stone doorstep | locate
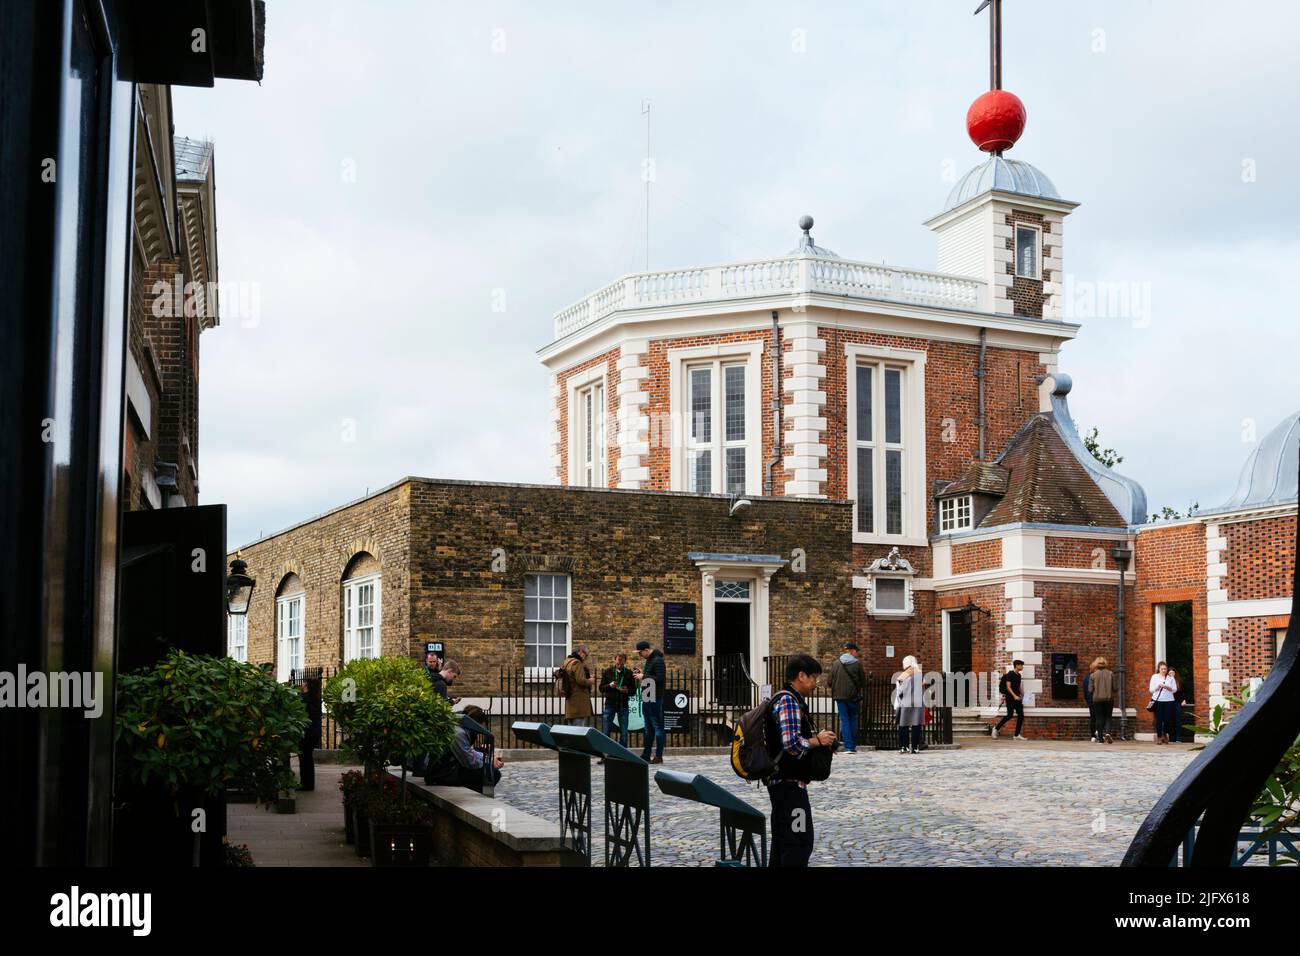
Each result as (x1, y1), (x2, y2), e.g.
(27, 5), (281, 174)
(385, 770), (561, 853)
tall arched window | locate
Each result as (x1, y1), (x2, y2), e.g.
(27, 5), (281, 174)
(342, 553), (381, 662)
(275, 573), (306, 682)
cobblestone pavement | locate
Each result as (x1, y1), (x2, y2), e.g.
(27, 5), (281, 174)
(493, 743), (1199, 866)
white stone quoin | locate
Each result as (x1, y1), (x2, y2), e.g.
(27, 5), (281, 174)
(1204, 522), (1231, 709)
(782, 320), (828, 497)
(615, 339), (650, 488)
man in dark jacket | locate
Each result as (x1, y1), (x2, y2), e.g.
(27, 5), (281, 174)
(600, 652), (636, 746)
(826, 641), (865, 754)
(633, 640), (666, 764)
(766, 653), (836, 867)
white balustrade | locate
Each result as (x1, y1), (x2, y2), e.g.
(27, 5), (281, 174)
(552, 255), (986, 337)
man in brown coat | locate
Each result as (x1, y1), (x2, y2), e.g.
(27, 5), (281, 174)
(563, 645), (595, 726)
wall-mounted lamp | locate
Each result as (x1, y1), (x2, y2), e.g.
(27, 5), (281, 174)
(728, 494), (752, 518)
(226, 556), (256, 616)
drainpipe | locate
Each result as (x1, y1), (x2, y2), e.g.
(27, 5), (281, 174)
(765, 310), (782, 496)
(976, 327), (988, 460)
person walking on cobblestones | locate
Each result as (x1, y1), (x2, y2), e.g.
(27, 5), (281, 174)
(991, 660), (1026, 739)
(765, 653), (836, 867)
(634, 640), (666, 763)
(828, 641), (865, 754)
(1089, 657), (1115, 744)
(894, 655), (925, 753)
(1149, 662), (1177, 744)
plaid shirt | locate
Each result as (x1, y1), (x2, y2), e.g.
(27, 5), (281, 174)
(767, 689), (812, 788)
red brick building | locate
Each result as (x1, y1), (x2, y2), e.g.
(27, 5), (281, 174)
(538, 152), (1295, 738)
(122, 84), (220, 511)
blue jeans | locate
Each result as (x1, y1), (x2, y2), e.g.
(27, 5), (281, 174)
(602, 704), (629, 746)
(640, 700), (665, 759)
(836, 699), (859, 752)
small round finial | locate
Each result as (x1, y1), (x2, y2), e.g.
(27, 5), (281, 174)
(798, 215), (814, 233)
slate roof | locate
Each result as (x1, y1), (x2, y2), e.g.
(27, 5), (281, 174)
(939, 460), (1010, 497)
(978, 415), (1126, 528)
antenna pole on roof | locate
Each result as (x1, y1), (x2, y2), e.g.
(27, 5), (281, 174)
(642, 98), (651, 271)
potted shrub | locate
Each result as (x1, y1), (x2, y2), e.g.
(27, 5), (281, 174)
(324, 657), (456, 861)
(114, 651), (308, 866)
(339, 770), (366, 844)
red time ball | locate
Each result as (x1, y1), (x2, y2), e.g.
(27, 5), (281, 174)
(966, 89), (1027, 153)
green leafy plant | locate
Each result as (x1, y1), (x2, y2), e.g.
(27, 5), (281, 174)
(1194, 684), (1300, 864)
(115, 650), (308, 804)
(324, 656), (457, 780)
(224, 840), (255, 868)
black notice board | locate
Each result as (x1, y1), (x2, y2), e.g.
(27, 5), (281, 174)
(662, 689), (690, 733)
(663, 601), (697, 655)
(1051, 653), (1078, 700)
(424, 641), (445, 657)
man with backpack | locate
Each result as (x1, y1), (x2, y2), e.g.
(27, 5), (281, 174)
(763, 654), (836, 867)
(991, 659), (1027, 739)
(633, 640), (666, 764)
(826, 641), (865, 754)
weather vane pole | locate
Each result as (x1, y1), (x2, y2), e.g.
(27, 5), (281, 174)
(974, 0), (1002, 90)
(968, 0), (1023, 155)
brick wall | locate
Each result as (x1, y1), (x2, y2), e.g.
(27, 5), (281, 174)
(554, 347), (619, 486)
(1132, 522), (1207, 732)
(952, 539), (1002, 574)
(1005, 210), (1048, 319)
(408, 480), (853, 695)
(1035, 581), (1136, 708)
(638, 327), (777, 493)
(1045, 537), (1117, 569)
(231, 479), (853, 696)
(820, 328), (1044, 530)
(1223, 514), (1296, 601)
(1227, 617), (1279, 689)
(229, 484), (412, 670)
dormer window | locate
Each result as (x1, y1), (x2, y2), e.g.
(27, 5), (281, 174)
(939, 495), (973, 533)
(1015, 224), (1040, 279)
(864, 547), (916, 618)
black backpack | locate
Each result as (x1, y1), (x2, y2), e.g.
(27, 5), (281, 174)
(730, 690), (833, 783)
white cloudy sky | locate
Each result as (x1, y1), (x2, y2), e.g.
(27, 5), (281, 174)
(176, 0), (1300, 548)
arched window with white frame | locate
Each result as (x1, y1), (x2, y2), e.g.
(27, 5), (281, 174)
(342, 552), (382, 662)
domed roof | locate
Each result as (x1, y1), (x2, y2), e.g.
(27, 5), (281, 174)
(1212, 410), (1300, 513)
(939, 156), (1063, 216)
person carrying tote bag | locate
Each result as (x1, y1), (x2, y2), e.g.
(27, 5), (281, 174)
(1148, 662), (1178, 743)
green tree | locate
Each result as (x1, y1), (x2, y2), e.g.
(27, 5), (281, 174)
(115, 650), (308, 803)
(1150, 501), (1201, 522)
(324, 656), (457, 779)
(1078, 423), (1123, 468)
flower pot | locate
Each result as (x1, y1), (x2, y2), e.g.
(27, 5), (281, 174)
(353, 805), (371, 857)
(344, 802), (355, 844)
(368, 820), (433, 867)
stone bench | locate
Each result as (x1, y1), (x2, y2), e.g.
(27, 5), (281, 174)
(384, 769), (562, 866)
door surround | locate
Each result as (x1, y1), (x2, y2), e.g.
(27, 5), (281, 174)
(690, 552), (786, 677)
